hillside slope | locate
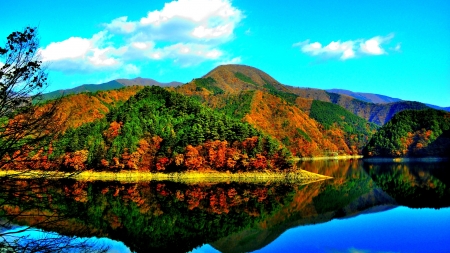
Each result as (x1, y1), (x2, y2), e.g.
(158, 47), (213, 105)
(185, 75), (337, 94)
(176, 65), (377, 156)
(47, 86), (292, 172)
(363, 109), (450, 157)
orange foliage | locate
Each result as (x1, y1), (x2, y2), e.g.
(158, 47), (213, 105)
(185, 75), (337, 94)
(50, 86), (141, 132)
(184, 145), (204, 170)
(104, 121), (122, 141)
(63, 150), (88, 171)
(244, 91), (352, 157)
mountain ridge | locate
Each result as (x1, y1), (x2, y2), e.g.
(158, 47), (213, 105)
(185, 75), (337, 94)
(41, 77), (182, 101)
(327, 88), (450, 112)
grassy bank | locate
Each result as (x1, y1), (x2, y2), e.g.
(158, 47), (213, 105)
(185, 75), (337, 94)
(0, 170), (331, 184)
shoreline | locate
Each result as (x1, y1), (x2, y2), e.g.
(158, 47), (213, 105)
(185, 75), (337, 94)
(362, 157), (448, 163)
(293, 155), (363, 161)
(0, 169), (332, 184)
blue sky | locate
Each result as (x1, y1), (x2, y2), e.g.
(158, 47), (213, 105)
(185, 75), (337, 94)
(1, 0), (449, 107)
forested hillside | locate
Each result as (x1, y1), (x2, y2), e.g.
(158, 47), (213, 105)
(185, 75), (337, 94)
(5, 64), (445, 173)
(363, 109), (450, 157)
(176, 65), (378, 157)
(44, 86), (292, 172)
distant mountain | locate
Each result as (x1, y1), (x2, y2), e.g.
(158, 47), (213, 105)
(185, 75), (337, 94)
(286, 86), (431, 125)
(326, 89), (403, 104)
(116, 77), (182, 87)
(41, 80), (124, 101)
(327, 88), (450, 112)
(41, 77), (182, 101)
(425, 104), (450, 112)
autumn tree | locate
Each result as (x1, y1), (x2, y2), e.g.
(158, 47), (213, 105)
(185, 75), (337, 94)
(0, 27), (105, 252)
(0, 27), (61, 171)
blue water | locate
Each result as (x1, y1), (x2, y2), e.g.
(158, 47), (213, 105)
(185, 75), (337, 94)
(192, 206), (450, 253)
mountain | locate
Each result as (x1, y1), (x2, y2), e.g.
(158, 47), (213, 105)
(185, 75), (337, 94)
(425, 104), (450, 112)
(47, 86), (142, 132)
(116, 77), (182, 87)
(286, 86), (431, 125)
(327, 88), (450, 112)
(19, 64), (448, 164)
(176, 64), (378, 157)
(176, 64), (435, 126)
(41, 77), (182, 101)
(363, 108), (450, 157)
(326, 88), (403, 104)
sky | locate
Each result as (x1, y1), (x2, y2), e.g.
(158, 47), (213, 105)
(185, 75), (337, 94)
(1, 0), (449, 107)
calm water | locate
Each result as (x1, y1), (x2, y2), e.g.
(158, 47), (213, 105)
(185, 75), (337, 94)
(1, 160), (449, 252)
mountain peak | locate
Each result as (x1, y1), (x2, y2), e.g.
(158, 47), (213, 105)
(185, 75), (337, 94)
(116, 77), (182, 87)
(180, 64), (285, 94)
(205, 64), (279, 86)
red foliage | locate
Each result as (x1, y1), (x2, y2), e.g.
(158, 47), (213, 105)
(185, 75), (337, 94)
(63, 150), (88, 171)
(155, 157), (169, 171)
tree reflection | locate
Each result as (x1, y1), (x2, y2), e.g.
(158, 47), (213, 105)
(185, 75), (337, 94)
(0, 178), (297, 252)
(0, 176), (108, 253)
(364, 161), (450, 208)
(3, 160), (448, 252)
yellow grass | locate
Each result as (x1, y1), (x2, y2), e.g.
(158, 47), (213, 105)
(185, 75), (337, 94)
(0, 169), (331, 184)
(293, 155), (363, 161)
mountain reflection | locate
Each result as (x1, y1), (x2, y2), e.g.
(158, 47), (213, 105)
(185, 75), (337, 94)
(1, 160), (449, 252)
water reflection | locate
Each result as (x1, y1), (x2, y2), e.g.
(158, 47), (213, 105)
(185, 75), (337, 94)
(1, 160), (449, 252)
(1, 179), (300, 252)
(364, 160), (450, 208)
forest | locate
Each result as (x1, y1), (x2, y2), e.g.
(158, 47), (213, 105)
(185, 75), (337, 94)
(2, 55), (449, 174)
(363, 109), (450, 157)
(6, 86), (292, 172)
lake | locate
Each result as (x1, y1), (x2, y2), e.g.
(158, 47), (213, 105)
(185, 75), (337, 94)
(1, 159), (449, 252)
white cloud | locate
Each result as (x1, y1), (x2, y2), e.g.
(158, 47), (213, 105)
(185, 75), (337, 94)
(124, 64), (140, 75)
(39, 0), (243, 74)
(106, 16), (137, 33)
(39, 31), (121, 72)
(392, 42), (402, 52)
(106, 0), (242, 44)
(40, 37), (91, 62)
(132, 41), (154, 50)
(216, 56), (241, 66)
(150, 43), (224, 66)
(294, 34), (396, 61)
(360, 36), (388, 55)
(140, 0), (240, 25)
(191, 24), (233, 39)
